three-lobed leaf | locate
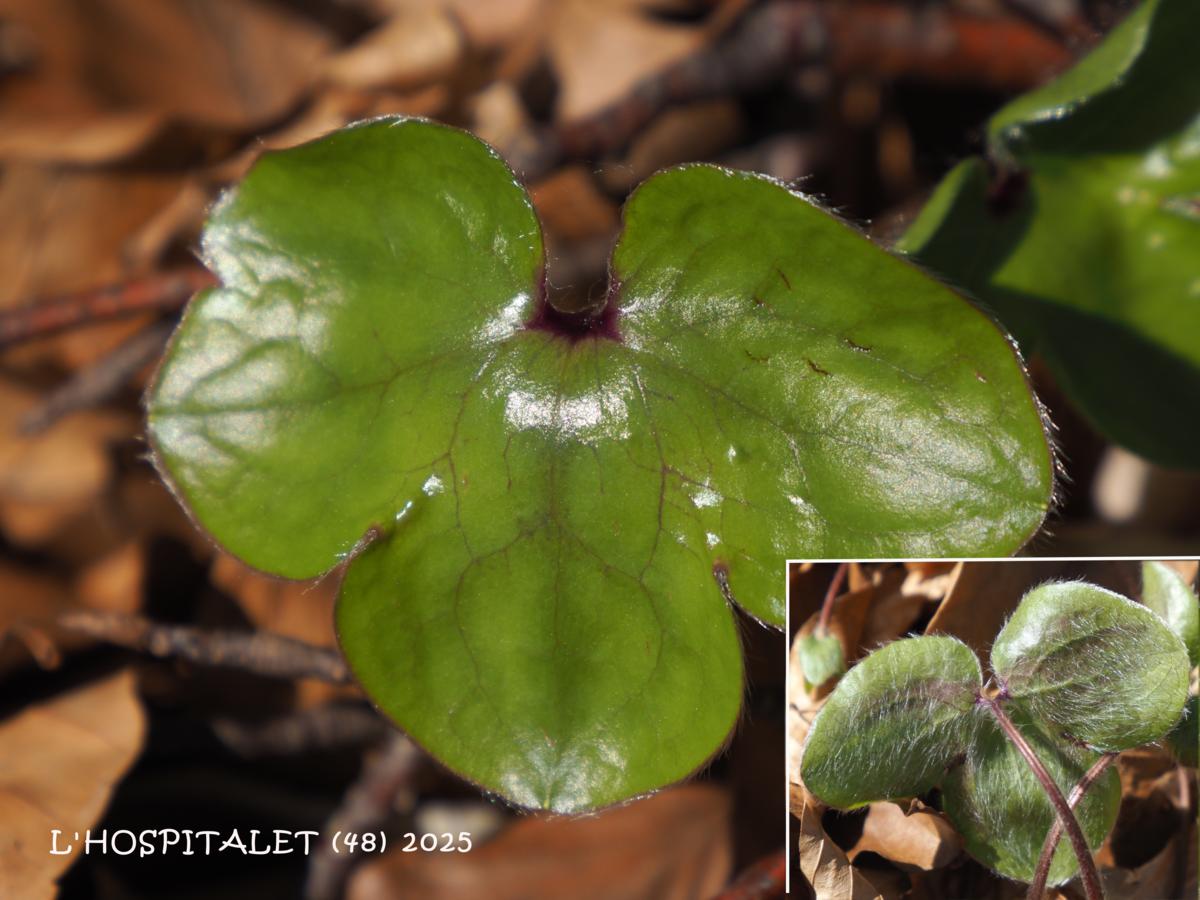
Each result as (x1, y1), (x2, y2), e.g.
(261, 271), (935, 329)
(1141, 561), (1200, 667)
(942, 704), (1121, 886)
(150, 118), (1052, 811)
(900, 0), (1200, 467)
(991, 581), (1190, 750)
(800, 636), (983, 809)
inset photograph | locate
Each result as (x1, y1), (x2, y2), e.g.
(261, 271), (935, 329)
(787, 560), (1198, 899)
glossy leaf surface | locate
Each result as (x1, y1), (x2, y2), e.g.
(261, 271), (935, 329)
(943, 704), (1120, 885)
(150, 118), (1051, 811)
(901, 0), (1200, 467)
(992, 581), (1190, 750)
(1142, 561), (1200, 667)
(801, 636), (983, 808)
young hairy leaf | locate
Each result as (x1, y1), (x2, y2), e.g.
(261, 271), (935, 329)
(1166, 694), (1198, 767)
(149, 118), (1051, 811)
(800, 636), (983, 809)
(942, 704), (1120, 886)
(991, 581), (1190, 750)
(900, 0), (1200, 467)
(795, 633), (845, 691)
(1142, 560), (1200, 667)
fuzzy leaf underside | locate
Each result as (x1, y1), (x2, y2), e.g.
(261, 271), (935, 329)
(991, 581), (1190, 751)
(800, 636), (983, 809)
(943, 704), (1121, 885)
(796, 633), (846, 690)
(149, 118), (1051, 811)
(900, 0), (1200, 468)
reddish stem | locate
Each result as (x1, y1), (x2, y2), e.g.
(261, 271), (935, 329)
(1026, 752), (1117, 900)
(816, 562), (849, 635)
(979, 696), (1103, 900)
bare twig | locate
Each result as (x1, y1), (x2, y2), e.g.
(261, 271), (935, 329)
(710, 849), (786, 900)
(59, 609), (351, 684)
(305, 732), (424, 900)
(212, 704), (388, 758)
(514, 1), (1072, 179)
(1027, 752), (1118, 900)
(21, 319), (175, 433)
(980, 696), (1103, 900)
(0, 267), (213, 349)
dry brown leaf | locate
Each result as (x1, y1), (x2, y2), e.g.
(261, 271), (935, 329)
(531, 165), (619, 242)
(364, 0), (541, 49)
(323, 9), (462, 92)
(0, 379), (131, 546)
(797, 799), (885, 900)
(74, 541), (144, 615)
(210, 553), (345, 707)
(847, 801), (960, 871)
(924, 560), (1136, 661)
(0, 110), (164, 165)
(349, 784), (732, 900)
(1100, 819), (1196, 900)
(0, 563), (70, 675)
(0, 669), (146, 900)
(0, 164), (187, 372)
(547, 0), (702, 122)
(599, 100), (743, 192)
(470, 81), (536, 164)
(859, 566), (924, 648)
(0, 0), (332, 132)
(210, 553), (337, 650)
(787, 630), (829, 815)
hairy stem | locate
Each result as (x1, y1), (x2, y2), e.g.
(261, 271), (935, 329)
(979, 696), (1103, 900)
(1026, 752), (1117, 900)
(816, 562), (849, 635)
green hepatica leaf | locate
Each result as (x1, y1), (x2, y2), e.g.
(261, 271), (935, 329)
(900, 0), (1200, 467)
(149, 117), (1051, 812)
(801, 636), (983, 808)
(1142, 561), (1200, 667)
(1166, 694), (1198, 767)
(943, 704), (1120, 886)
(992, 581), (1190, 750)
(795, 633), (845, 691)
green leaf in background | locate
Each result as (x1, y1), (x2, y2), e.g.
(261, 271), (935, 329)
(801, 636), (983, 808)
(992, 581), (1190, 750)
(149, 117), (1051, 811)
(900, 0), (1200, 467)
(795, 633), (845, 691)
(942, 704), (1121, 885)
(1165, 694), (1198, 768)
(1142, 561), (1200, 667)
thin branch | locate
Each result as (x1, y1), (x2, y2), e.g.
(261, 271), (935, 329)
(212, 703), (388, 758)
(710, 849), (786, 900)
(513, 1), (1072, 179)
(21, 319), (174, 433)
(980, 696), (1103, 900)
(305, 732), (423, 900)
(816, 562), (849, 635)
(58, 609), (351, 684)
(0, 267), (213, 349)
(1027, 752), (1118, 900)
